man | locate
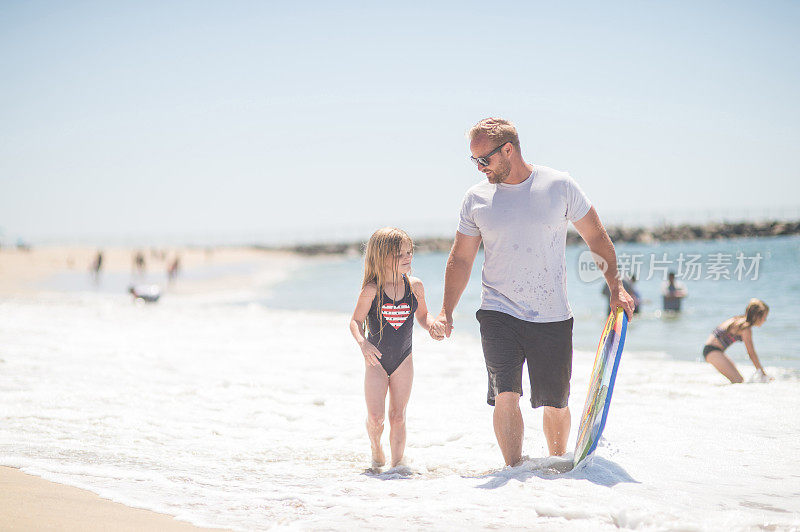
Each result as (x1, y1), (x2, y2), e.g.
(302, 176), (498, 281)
(430, 118), (634, 467)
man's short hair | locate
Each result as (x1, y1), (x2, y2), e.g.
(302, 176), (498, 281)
(468, 118), (521, 151)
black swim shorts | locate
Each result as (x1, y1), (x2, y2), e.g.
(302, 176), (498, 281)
(476, 309), (573, 409)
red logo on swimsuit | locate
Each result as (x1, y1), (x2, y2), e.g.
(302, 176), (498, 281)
(381, 303), (411, 330)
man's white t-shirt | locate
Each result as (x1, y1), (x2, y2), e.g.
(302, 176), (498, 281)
(457, 165), (591, 323)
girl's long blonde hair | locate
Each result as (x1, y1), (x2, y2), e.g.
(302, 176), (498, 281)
(728, 298), (769, 332)
(361, 227), (414, 340)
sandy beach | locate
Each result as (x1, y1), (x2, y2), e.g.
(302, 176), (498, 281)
(0, 466), (224, 531)
(0, 245), (299, 297)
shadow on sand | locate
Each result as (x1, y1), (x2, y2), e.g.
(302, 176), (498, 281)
(472, 454), (639, 489)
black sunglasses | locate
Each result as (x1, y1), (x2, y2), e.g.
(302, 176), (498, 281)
(469, 142), (509, 167)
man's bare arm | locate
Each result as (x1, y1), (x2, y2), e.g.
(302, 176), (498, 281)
(573, 207), (635, 318)
(432, 232), (482, 338)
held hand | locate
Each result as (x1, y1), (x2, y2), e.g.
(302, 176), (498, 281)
(429, 321), (446, 341)
(610, 284), (636, 320)
(359, 340), (382, 367)
(430, 311), (453, 340)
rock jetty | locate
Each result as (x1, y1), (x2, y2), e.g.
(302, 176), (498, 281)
(264, 219), (800, 256)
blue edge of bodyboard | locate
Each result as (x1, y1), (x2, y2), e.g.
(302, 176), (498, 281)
(584, 311), (628, 459)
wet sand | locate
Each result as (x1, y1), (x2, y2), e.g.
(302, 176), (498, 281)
(0, 466), (226, 531)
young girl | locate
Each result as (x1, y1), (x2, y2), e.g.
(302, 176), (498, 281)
(349, 227), (435, 469)
(702, 298), (770, 383)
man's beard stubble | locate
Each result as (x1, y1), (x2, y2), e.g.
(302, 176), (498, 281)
(486, 157), (512, 184)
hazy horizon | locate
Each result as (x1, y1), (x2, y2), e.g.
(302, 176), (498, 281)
(7, 204), (799, 248)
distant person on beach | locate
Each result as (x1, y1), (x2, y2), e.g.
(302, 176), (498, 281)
(167, 255), (180, 283)
(662, 272), (687, 312)
(349, 228), (436, 469)
(430, 117), (635, 466)
(133, 251), (146, 276)
(90, 250), (103, 283)
(702, 299), (770, 383)
(128, 284), (161, 303)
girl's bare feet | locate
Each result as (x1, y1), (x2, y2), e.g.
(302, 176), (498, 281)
(371, 446), (386, 468)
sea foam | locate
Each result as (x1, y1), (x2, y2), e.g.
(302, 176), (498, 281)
(1, 291), (799, 530)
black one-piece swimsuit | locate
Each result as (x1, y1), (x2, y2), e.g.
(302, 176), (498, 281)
(367, 275), (418, 376)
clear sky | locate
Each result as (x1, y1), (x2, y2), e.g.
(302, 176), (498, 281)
(1, 1), (798, 245)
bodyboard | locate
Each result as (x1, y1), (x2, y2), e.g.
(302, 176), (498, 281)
(572, 307), (628, 468)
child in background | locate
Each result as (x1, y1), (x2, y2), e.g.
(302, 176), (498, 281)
(702, 298), (770, 383)
(349, 228), (436, 469)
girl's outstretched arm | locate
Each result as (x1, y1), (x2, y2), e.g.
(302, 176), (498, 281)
(741, 328), (767, 376)
(350, 284), (383, 367)
(409, 277), (435, 331)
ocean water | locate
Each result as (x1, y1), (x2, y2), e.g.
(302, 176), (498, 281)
(265, 235), (800, 370)
(1, 237), (799, 531)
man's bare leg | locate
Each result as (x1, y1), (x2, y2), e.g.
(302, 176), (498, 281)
(387, 356), (413, 467)
(543, 406), (570, 456)
(493, 392), (523, 466)
(364, 364), (389, 466)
